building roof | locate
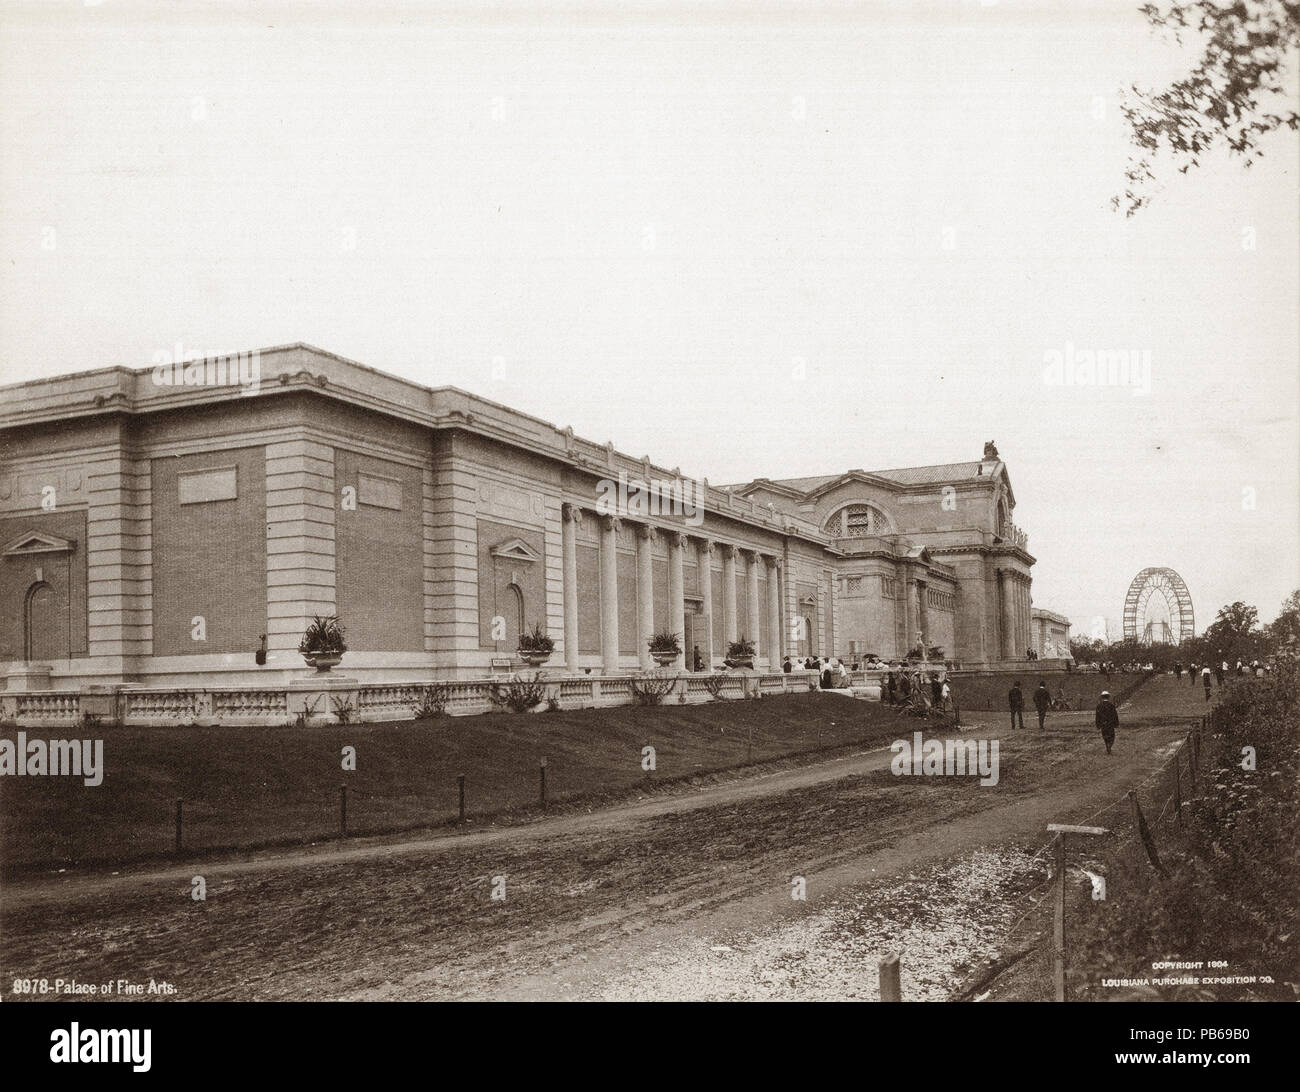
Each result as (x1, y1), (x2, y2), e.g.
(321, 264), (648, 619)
(732, 461), (993, 495)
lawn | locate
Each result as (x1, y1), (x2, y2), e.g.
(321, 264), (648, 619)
(1, 690), (925, 870)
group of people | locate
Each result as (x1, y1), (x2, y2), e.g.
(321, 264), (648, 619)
(776, 655), (954, 711)
(1009, 679), (1123, 753)
(886, 668), (951, 711)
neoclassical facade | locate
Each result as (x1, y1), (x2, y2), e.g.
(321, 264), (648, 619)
(0, 344), (1036, 689)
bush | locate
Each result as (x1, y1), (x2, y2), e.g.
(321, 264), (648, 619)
(631, 673), (676, 706)
(488, 673), (548, 713)
(1070, 669), (1298, 1000)
(411, 684), (449, 721)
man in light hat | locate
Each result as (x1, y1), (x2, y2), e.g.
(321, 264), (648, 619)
(1095, 690), (1119, 755)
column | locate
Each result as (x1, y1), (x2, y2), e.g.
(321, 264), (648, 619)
(917, 579), (930, 657)
(636, 524), (656, 670)
(600, 515), (621, 674)
(696, 539), (714, 670)
(668, 532), (686, 671)
(766, 557), (782, 667)
(562, 503), (582, 672)
(1000, 569), (1017, 661)
(902, 574), (915, 655)
(746, 551), (761, 657)
(722, 544), (738, 645)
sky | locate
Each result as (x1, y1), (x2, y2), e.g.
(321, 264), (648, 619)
(1, 0), (1297, 637)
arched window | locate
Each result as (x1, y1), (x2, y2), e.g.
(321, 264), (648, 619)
(507, 582), (525, 640)
(824, 504), (891, 538)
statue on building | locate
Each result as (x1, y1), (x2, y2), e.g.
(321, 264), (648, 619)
(983, 440), (999, 460)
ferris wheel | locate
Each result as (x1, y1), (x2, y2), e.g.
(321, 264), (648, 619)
(1122, 567), (1195, 645)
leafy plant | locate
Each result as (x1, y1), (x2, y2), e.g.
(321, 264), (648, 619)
(293, 694), (323, 729)
(79, 712), (103, 732)
(726, 637), (756, 659)
(411, 684), (449, 721)
(298, 615), (347, 655)
(648, 631), (682, 655)
(330, 695), (354, 724)
(517, 623), (555, 653)
(631, 673), (676, 706)
(488, 673), (548, 713)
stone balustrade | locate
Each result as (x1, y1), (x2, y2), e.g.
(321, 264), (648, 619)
(0, 668), (905, 727)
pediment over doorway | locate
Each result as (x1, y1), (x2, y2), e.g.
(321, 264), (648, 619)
(488, 537), (542, 563)
(3, 531), (75, 556)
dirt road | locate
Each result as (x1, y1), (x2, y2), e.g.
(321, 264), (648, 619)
(1, 675), (1202, 1001)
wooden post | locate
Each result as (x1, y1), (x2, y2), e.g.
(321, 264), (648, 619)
(1173, 756), (1182, 830)
(878, 952), (901, 1002)
(1044, 823), (1108, 1004)
(1186, 734), (1197, 792)
(175, 798), (183, 855)
(1052, 834), (1066, 1002)
(539, 757), (547, 810)
(458, 774), (466, 823)
(339, 783), (347, 838)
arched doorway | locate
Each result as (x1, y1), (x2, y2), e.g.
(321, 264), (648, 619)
(24, 581), (62, 661)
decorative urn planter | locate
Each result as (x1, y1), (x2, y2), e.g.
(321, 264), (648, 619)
(517, 649), (552, 667)
(651, 650), (679, 667)
(304, 652), (343, 673)
(723, 656), (754, 670)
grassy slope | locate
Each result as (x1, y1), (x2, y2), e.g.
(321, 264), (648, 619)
(1, 691), (931, 869)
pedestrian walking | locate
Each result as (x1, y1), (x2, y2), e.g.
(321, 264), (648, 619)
(1095, 690), (1119, 754)
(1008, 681), (1026, 730)
(1201, 665), (1212, 701)
(1033, 680), (1050, 730)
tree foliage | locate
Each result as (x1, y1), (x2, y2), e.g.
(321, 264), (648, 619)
(1115, 0), (1300, 215)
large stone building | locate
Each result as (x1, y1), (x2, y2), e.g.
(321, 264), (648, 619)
(0, 344), (1036, 689)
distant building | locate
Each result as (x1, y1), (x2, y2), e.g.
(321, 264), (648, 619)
(0, 344), (1036, 688)
(1031, 608), (1072, 659)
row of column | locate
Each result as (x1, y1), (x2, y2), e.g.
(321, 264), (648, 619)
(560, 503), (782, 674)
(999, 567), (1031, 660)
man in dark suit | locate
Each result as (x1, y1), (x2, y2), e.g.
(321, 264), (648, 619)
(1008, 681), (1025, 730)
(1096, 691), (1119, 754)
(1033, 681), (1051, 730)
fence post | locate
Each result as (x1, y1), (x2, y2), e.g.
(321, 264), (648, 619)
(1173, 756), (1182, 831)
(340, 783), (347, 838)
(878, 952), (901, 1002)
(1052, 834), (1066, 1002)
(458, 774), (466, 823)
(175, 798), (183, 855)
(1186, 733), (1197, 792)
(539, 757), (547, 810)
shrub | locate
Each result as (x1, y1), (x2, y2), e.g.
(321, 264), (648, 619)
(411, 684), (449, 721)
(703, 674), (727, 700)
(330, 696), (354, 724)
(488, 673), (548, 713)
(631, 673), (676, 706)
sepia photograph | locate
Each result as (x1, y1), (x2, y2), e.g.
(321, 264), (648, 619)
(0, 0), (1296, 1061)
